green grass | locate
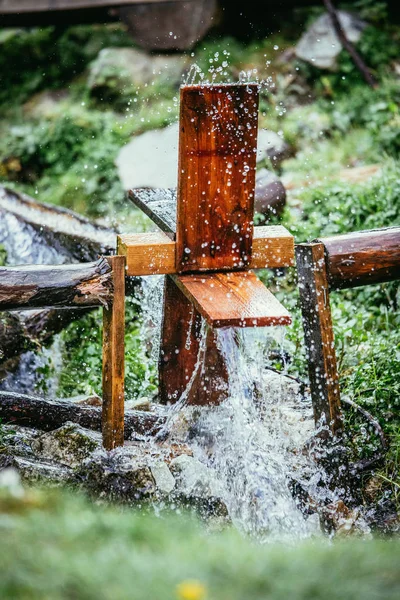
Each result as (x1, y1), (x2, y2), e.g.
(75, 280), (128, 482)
(0, 486), (399, 600)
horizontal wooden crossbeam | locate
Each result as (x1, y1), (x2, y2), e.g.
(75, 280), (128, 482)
(172, 271), (292, 328)
(118, 226), (294, 276)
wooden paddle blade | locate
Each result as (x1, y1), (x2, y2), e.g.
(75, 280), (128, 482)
(173, 271), (292, 328)
(176, 83), (259, 273)
(159, 275), (228, 405)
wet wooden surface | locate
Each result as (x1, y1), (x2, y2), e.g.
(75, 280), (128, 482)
(173, 270), (292, 328)
(296, 243), (342, 433)
(102, 255), (125, 449)
(175, 84), (259, 273)
(318, 227), (400, 289)
(0, 258), (113, 311)
(159, 276), (228, 405)
(119, 225), (294, 276)
(0, 0), (179, 13)
(128, 188), (177, 239)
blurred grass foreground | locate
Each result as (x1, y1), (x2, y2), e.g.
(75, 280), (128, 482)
(0, 481), (399, 600)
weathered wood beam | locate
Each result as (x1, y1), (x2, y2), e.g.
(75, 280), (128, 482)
(173, 271), (292, 328)
(0, 0), (180, 14)
(176, 84), (259, 273)
(102, 256), (125, 450)
(159, 276), (228, 405)
(318, 227), (400, 290)
(0, 392), (164, 438)
(118, 225), (294, 276)
(296, 243), (342, 434)
(0, 258), (113, 311)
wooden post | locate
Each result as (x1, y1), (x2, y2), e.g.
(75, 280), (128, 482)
(102, 255), (125, 449)
(159, 275), (228, 405)
(296, 243), (342, 434)
(176, 83), (259, 273)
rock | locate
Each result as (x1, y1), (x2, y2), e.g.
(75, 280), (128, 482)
(81, 447), (156, 503)
(87, 48), (188, 94)
(118, 0), (217, 52)
(256, 129), (292, 169)
(0, 424), (40, 458)
(295, 11), (366, 70)
(2, 455), (74, 486)
(150, 461), (175, 495)
(32, 422), (101, 468)
(66, 394), (102, 407)
(125, 397), (152, 412)
(23, 89), (69, 119)
(254, 168), (286, 218)
(116, 122), (179, 190)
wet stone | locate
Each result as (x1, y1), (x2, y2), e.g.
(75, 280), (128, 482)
(31, 422), (101, 469)
(2, 455), (74, 486)
(295, 11), (366, 70)
(87, 48), (188, 94)
(80, 447), (157, 503)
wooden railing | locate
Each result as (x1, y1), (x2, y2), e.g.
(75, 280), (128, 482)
(0, 255), (126, 450)
(296, 226), (400, 435)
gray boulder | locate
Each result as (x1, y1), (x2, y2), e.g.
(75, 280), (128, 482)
(32, 422), (101, 468)
(255, 168), (286, 218)
(88, 48), (188, 94)
(295, 11), (366, 70)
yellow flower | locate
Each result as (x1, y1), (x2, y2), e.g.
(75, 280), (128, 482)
(176, 579), (207, 600)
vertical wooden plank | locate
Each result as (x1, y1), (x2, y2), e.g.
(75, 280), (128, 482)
(102, 255), (125, 449)
(159, 275), (228, 405)
(176, 83), (259, 273)
(296, 243), (342, 434)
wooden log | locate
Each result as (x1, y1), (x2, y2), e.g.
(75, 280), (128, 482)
(318, 227), (400, 290)
(173, 271), (292, 328)
(159, 276), (228, 405)
(0, 258), (113, 311)
(296, 243), (342, 434)
(0, 392), (164, 438)
(176, 84), (259, 273)
(118, 225), (294, 276)
(102, 256), (125, 450)
(0, 186), (115, 262)
(0, 0), (180, 14)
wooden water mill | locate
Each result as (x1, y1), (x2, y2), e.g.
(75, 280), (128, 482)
(110, 83), (295, 446)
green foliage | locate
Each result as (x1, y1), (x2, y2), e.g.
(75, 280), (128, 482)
(0, 244), (7, 266)
(0, 487), (400, 600)
(287, 161), (400, 242)
(57, 297), (156, 401)
(0, 24), (133, 109)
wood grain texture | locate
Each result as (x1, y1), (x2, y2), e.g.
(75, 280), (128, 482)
(252, 226), (294, 268)
(318, 227), (400, 289)
(0, 0), (180, 13)
(296, 243), (342, 434)
(176, 84), (259, 273)
(159, 275), (228, 405)
(119, 225), (294, 276)
(0, 258), (112, 311)
(0, 392), (164, 439)
(128, 188), (177, 239)
(118, 231), (176, 276)
(102, 255), (125, 450)
(173, 270), (292, 328)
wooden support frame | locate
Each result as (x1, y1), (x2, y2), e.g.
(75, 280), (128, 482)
(295, 243), (342, 434)
(118, 225), (294, 277)
(102, 255), (126, 449)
